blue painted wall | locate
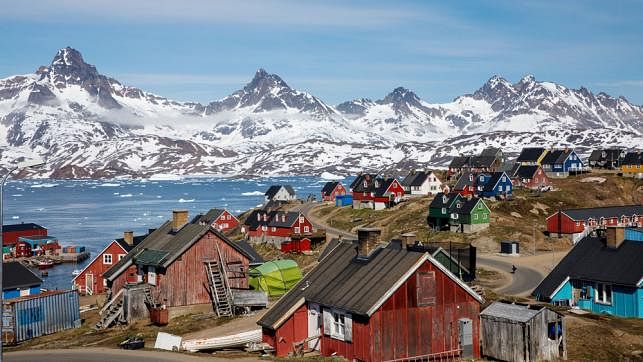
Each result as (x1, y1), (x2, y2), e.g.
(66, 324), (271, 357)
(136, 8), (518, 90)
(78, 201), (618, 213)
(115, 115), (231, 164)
(478, 172), (513, 197)
(551, 279), (641, 318)
(3, 286), (41, 300)
(625, 228), (643, 241)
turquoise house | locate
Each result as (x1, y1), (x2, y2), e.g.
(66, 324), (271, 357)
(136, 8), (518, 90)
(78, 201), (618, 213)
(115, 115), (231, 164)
(533, 227), (643, 318)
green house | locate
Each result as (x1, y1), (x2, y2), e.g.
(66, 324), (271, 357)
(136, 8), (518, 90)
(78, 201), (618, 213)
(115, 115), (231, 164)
(427, 192), (463, 230)
(449, 197), (490, 233)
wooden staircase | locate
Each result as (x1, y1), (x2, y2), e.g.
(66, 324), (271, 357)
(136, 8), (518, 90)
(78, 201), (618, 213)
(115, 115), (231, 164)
(205, 247), (233, 317)
(95, 289), (125, 329)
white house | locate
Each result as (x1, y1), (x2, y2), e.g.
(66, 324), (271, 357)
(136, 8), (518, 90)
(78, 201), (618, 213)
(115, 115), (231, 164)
(401, 170), (443, 196)
(264, 185), (297, 203)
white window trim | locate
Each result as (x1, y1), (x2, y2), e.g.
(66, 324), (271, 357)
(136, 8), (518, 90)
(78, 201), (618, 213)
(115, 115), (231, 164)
(103, 254), (113, 265)
(294, 227), (300, 234)
(331, 311), (346, 340)
(118, 254), (126, 261)
(304, 226), (310, 233)
(594, 283), (612, 305)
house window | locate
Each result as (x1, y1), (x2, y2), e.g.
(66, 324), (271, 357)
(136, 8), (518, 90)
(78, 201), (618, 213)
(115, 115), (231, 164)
(501, 176), (506, 182)
(304, 226), (310, 233)
(332, 312), (345, 339)
(483, 213), (488, 219)
(576, 221), (580, 227)
(469, 174), (473, 181)
(441, 207), (446, 214)
(103, 254), (112, 265)
(299, 216), (304, 223)
(498, 185), (503, 191)
(595, 283), (612, 305)
(118, 254), (126, 261)
(294, 227), (300, 234)
(479, 176), (484, 181)
(271, 227), (276, 232)
(474, 214), (478, 220)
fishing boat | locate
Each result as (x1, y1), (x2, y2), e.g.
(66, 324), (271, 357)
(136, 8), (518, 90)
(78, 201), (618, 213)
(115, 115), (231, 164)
(37, 259), (54, 269)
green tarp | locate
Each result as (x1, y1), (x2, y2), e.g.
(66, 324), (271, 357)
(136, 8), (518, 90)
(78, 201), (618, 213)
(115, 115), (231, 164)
(248, 259), (302, 297)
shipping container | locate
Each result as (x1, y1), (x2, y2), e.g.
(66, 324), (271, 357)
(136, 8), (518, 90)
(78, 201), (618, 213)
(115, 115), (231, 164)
(2, 290), (81, 344)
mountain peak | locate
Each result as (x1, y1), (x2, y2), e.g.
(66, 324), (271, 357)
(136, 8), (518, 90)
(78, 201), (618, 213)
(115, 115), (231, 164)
(245, 68), (289, 93)
(52, 47), (86, 67)
(518, 74), (536, 84)
(381, 86), (421, 105)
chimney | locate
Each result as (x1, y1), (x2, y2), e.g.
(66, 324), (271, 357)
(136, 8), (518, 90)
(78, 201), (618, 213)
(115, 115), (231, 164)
(172, 209), (189, 232)
(400, 232), (416, 249)
(123, 230), (134, 246)
(606, 226), (625, 249)
(357, 227), (382, 258)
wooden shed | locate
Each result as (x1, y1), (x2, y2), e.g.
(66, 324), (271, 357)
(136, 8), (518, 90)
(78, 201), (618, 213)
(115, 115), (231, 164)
(481, 301), (567, 362)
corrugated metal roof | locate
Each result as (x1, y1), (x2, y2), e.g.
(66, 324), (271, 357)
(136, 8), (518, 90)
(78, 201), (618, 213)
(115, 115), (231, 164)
(481, 301), (544, 322)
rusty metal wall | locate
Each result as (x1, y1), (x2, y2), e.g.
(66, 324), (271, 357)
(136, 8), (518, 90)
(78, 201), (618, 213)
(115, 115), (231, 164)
(2, 290), (81, 344)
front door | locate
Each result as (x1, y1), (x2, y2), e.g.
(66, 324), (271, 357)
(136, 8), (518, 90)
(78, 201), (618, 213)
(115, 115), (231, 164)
(308, 303), (321, 350)
(86, 273), (94, 295)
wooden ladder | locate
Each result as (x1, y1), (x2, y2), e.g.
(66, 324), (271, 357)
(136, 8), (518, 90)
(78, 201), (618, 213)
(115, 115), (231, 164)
(143, 286), (160, 309)
(95, 289), (125, 329)
(205, 248), (233, 317)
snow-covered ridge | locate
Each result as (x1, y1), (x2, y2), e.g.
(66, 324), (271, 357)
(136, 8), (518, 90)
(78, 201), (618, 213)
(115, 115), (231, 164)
(0, 47), (641, 178)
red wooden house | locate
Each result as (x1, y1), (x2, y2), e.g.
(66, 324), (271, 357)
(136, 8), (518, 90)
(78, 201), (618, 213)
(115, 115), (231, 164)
(321, 181), (346, 202)
(72, 231), (148, 295)
(2, 223), (47, 246)
(14, 242), (33, 258)
(258, 228), (484, 361)
(546, 205), (642, 243)
(510, 165), (551, 190)
(350, 174), (405, 210)
(104, 210), (260, 308)
(199, 208), (239, 233)
(243, 210), (314, 244)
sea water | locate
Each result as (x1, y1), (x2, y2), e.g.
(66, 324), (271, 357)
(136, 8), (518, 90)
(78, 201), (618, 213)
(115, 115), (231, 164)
(3, 176), (343, 290)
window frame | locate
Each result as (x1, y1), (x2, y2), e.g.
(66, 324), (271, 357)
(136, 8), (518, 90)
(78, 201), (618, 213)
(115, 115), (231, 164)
(594, 283), (612, 305)
(103, 254), (113, 265)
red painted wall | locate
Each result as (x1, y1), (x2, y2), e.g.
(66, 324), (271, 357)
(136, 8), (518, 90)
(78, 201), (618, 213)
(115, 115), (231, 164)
(211, 210), (239, 233)
(270, 304), (309, 357)
(246, 215), (314, 238)
(74, 241), (127, 295)
(546, 212), (584, 234)
(3, 228), (47, 246)
(281, 238), (311, 253)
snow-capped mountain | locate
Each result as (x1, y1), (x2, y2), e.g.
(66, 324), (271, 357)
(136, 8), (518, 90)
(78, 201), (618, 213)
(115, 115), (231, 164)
(0, 47), (641, 178)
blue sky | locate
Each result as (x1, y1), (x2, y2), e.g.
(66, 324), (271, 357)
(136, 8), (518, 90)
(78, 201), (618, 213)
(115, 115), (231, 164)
(1, 0), (642, 105)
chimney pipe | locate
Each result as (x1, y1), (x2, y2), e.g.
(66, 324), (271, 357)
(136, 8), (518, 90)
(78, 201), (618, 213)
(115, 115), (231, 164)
(172, 209), (189, 232)
(400, 232), (416, 249)
(123, 230), (134, 246)
(357, 228), (382, 258)
(606, 226), (625, 249)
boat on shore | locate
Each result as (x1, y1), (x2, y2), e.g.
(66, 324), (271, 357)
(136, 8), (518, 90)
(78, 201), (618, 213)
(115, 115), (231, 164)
(37, 259), (54, 269)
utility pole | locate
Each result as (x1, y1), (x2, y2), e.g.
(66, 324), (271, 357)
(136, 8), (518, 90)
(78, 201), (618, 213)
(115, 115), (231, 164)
(533, 222), (536, 256)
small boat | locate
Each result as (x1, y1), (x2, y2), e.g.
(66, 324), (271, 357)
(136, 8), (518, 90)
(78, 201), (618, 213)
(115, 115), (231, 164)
(41, 271), (49, 277)
(72, 269), (81, 276)
(119, 336), (145, 350)
(37, 259), (54, 269)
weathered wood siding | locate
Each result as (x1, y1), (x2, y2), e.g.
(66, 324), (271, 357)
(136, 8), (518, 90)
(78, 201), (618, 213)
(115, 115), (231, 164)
(73, 241), (127, 294)
(481, 309), (566, 362)
(270, 304), (308, 357)
(153, 231), (249, 307)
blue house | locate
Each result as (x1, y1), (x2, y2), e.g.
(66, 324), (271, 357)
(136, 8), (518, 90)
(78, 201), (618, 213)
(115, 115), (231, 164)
(541, 148), (584, 178)
(533, 227), (643, 318)
(475, 171), (513, 198)
(2, 261), (42, 299)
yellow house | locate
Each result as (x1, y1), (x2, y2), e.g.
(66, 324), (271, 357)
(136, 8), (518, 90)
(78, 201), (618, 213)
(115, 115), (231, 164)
(621, 151), (642, 178)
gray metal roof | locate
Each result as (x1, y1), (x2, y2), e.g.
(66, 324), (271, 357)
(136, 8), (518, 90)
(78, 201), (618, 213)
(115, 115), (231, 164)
(480, 301), (545, 322)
